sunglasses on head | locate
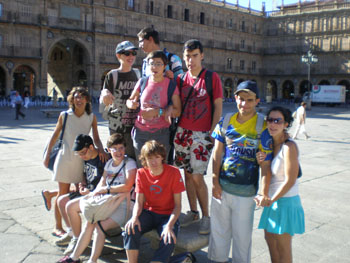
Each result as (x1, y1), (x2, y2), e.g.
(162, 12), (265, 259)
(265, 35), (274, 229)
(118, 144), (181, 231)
(121, 50), (137, 56)
(266, 117), (284, 124)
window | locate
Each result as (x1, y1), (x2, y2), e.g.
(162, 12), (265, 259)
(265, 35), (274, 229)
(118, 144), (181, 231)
(128, 0), (134, 9)
(240, 60), (245, 70)
(150, 1), (154, 15)
(200, 12), (205, 25)
(228, 19), (233, 28)
(167, 5), (172, 18)
(106, 45), (114, 57)
(240, 39), (245, 49)
(184, 8), (189, 22)
(252, 61), (256, 72)
(241, 20), (245, 31)
(227, 58), (232, 69)
(254, 23), (257, 33)
(105, 17), (115, 33)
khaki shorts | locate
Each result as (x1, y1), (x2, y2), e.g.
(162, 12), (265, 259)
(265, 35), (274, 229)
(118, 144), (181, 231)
(174, 127), (213, 175)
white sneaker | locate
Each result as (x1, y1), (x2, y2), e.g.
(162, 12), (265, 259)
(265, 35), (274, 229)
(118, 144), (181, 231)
(179, 211), (200, 227)
(63, 238), (78, 255)
(198, 216), (210, 235)
(55, 232), (72, 246)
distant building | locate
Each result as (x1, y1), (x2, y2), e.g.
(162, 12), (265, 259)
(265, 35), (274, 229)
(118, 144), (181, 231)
(0, 0), (349, 103)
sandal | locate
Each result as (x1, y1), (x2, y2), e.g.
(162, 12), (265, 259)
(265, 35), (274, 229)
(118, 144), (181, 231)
(52, 229), (66, 238)
(41, 190), (51, 211)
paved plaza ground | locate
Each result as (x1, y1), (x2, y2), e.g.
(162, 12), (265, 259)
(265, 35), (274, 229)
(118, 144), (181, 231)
(0, 102), (350, 263)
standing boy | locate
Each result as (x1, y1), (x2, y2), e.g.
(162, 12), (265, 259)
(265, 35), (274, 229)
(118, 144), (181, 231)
(174, 39), (223, 234)
(208, 81), (273, 263)
(137, 27), (183, 79)
(100, 41), (140, 159)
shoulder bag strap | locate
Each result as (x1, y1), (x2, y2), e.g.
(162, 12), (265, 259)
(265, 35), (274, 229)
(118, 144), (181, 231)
(177, 68), (205, 122)
(57, 112), (68, 149)
(107, 160), (127, 187)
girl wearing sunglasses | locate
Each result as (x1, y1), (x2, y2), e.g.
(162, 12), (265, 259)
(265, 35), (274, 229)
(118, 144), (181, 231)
(256, 106), (305, 263)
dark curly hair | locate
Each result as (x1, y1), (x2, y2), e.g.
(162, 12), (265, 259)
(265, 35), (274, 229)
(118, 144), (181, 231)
(266, 106), (294, 128)
(67, 86), (92, 115)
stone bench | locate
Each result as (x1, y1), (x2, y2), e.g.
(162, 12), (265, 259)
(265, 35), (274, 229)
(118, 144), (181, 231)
(40, 108), (62, 118)
(105, 220), (209, 254)
(144, 220), (209, 254)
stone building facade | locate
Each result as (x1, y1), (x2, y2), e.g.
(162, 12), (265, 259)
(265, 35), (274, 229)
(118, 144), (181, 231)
(0, 0), (349, 103)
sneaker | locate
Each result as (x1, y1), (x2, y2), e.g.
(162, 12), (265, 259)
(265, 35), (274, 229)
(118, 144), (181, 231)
(198, 216), (210, 235)
(55, 232), (72, 246)
(179, 211), (200, 227)
(57, 256), (80, 263)
(64, 238), (78, 255)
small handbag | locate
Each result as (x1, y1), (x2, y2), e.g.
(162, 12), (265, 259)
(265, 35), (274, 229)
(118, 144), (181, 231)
(80, 161), (129, 223)
(43, 111), (68, 171)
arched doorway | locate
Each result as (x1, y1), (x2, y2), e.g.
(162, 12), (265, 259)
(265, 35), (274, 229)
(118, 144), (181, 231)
(13, 65), (35, 96)
(319, 79), (330, 85)
(224, 78), (233, 100)
(282, 80), (294, 99)
(0, 67), (6, 97)
(76, 70), (87, 87)
(48, 39), (90, 98)
(266, 80), (277, 102)
(337, 79), (350, 103)
(299, 80), (312, 95)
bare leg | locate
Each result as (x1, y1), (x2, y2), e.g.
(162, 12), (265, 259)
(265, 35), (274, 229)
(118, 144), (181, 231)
(70, 222), (96, 261)
(275, 233), (293, 263)
(184, 171), (198, 212)
(54, 182), (70, 233)
(192, 173), (209, 217)
(90, 218), (119, 262)
(57, 194), (71, 229)
(265, 231), (280, 263)
(42, 189), (58, 211)
(67, 199), (83, 237)
(126, 249), (139, 263)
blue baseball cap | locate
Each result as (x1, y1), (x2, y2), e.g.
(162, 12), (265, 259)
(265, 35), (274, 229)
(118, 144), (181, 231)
(115, 41), (138, 54)
(235, 80), (259, 98)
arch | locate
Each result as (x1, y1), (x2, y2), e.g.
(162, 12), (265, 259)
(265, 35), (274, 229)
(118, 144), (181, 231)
(224, 78), (233, 100)
(299, 80), (312, 95)
(318, 79), (330, 85)
(337, 79), (350, 103)
(282, 80), (294, 99)
(0, 66), (6, 96)
(266, 80), (277, 100)
(47, 39), (90, 98)
(13, 65), (36, 96)
(76, 70), (87, 87)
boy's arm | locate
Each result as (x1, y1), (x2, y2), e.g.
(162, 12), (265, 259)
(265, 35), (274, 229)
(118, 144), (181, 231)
(212, 139), (224, 200)
(161, 192), (182, 245)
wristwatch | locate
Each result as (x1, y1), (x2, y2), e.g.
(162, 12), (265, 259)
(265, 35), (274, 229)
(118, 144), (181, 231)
(107, 186), (111, 194)
(158, 108), (163, 117)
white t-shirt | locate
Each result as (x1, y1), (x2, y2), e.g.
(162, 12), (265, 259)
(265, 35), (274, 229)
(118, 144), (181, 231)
(296, 106), (305, 122)
(104, 157), (137, 187)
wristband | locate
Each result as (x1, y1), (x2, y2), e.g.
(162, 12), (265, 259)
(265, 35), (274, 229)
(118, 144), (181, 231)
(158, 108), (163, 117)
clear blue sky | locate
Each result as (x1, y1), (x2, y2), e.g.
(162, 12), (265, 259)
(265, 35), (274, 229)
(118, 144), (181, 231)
(226, 0), (299, 12)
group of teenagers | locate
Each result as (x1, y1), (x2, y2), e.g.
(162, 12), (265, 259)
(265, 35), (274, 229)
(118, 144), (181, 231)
(42, 27), (305, 263)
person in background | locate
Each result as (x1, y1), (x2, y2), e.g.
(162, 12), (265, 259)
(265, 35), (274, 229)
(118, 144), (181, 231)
(14, 91), (25, 120)
(292, 102), (310, 140)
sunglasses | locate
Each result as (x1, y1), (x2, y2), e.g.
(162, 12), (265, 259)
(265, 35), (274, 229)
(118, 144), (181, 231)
(266, 117), (284, 124)
(121, 51), (137, 56)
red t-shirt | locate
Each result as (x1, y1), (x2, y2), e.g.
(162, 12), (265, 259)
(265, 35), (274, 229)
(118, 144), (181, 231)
(176, 69), (223, 131)
(135, 164), (185, 215)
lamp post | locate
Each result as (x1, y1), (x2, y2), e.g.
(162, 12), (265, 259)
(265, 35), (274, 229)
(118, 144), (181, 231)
(301, 50), (318, 109)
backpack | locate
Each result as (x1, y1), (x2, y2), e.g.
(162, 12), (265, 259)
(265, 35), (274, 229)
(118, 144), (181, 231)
(222, 112), (265, 149)
(139, 76), (177, 106)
